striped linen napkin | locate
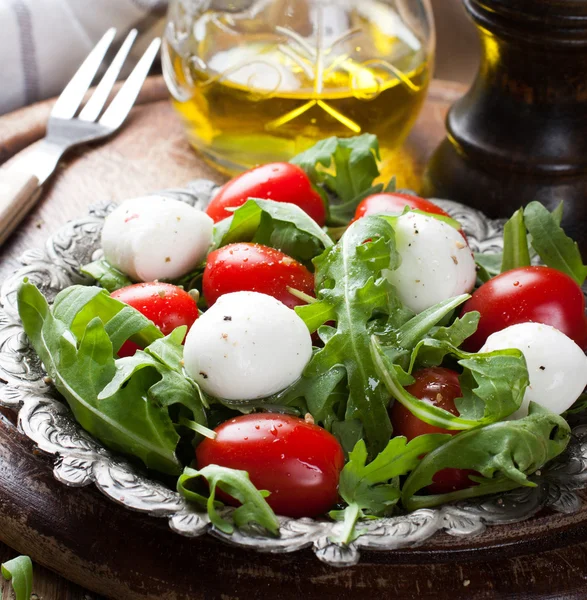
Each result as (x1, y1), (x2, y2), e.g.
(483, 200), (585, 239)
(0, 0), (167, 115)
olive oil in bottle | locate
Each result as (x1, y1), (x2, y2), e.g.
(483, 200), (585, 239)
(164, 0), (432, 177)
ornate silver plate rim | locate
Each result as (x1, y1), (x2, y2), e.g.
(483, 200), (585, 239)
(1, 181), (586, 567)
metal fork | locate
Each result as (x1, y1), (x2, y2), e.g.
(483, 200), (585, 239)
(0, 28), (161, 246)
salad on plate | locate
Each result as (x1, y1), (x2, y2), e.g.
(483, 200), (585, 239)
(16, 134), (587, 544)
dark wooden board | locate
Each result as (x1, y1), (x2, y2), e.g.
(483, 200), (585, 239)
(1, 76), (587, 600)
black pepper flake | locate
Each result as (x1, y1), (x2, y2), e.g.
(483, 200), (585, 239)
(199, 371), (209, 379)
(223, 316), (232, 321)
(539, 366), (546, 371)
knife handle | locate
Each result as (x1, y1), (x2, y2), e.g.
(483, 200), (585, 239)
(0, 169), (41, 247)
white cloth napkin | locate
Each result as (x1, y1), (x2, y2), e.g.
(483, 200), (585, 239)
(0, 0), (167, 115)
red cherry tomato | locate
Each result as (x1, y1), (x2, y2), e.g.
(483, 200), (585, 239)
(203, 243), (314, 309)
(461, 266), (587, 352)
(206, 163), (326, 225)
(196, 413), (345, 518)
(352, 192), (452, 223)
(111, 283), (199, 357)
(390, 367), (477, 495)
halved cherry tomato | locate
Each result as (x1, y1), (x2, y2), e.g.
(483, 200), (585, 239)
(203, 243), (314, 309)
(352, 192), (452, 223)
(111, 283), (199, 357)
(206, 163), (326, 225)
(461, 266), (587, 352)
(196, 413), (345, 518)
(390, 367), (477, 494)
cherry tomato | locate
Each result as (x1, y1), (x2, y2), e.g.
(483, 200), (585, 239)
(205, 163), (326, 225)
(352, 193), (452, 223)
(203, 243), (314, 309)
(390, 367), (477, 494)
(111, 283), (199, 357)
(196, 413), (345, 518)
(461, 266), (587, 352)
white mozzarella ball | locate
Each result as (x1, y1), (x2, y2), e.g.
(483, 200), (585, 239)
(101, 195), (213, 281)
(384, 212), (476, 313)
(183, 291), (312, 400)
(480, 322), (587, 419)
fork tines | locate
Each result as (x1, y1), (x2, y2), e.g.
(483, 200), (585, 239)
(50, 28), (161, 128)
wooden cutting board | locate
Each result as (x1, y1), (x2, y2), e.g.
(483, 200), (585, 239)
(1, 76), (587, 600)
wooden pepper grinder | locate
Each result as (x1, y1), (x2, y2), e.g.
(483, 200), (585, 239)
(423, 0), (587, 255)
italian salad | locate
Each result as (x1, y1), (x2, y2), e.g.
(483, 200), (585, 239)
(17, 134), (587, 543)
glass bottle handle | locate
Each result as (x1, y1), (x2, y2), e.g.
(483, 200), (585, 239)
(161, 41), (194, 103)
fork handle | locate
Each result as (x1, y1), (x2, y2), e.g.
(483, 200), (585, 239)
(0, 170), (41, 247)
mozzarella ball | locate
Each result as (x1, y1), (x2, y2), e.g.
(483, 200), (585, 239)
(183, 291), (312, 400)
(101, 195), (213, 281)
(480, 322), (587, 419)
(384, 212), (476, 313)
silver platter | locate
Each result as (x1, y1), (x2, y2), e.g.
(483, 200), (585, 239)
(1, 181), (586, 567)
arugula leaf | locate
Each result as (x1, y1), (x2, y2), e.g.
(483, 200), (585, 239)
(371, 336), (529, 430)
(295, 217), (408, 455)
(411, 312), (480, 368)
(81, 258), (132, 292)
(474, 252), (502, 283)
(401, 403), (571, 510)
(1, 556), (33, 600)
(52, 285), (163, 354)
(177, 465), (279, 535)
(173, 264), (206, 296)
(564, 392), (587, 416)
(501, 208), (531, 272)
(551, 201), (564, 226)
(291, 134), (383, 225)
(331, 435), (450, 544)
(98, 327), (208, 425)
(376, 294), (470, 367)
(18, 282), (206, 475)
(524, 201), (587, 285)
(331, 418), (364, 457)
(213, 198), (333, 266)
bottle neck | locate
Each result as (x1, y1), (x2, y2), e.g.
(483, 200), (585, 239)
(465, 0), (587, 47)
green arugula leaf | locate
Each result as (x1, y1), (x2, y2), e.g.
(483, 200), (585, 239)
(551, 201), (564, 226)
(411, 312), (480, 368)
(173, 264), (206, 296)
(331, 434), (450, 544)
(291, 134), (382, 225)
(213, 198), (333, 266)
(501, 208), (531, 272)
(295, 217), (409, 455)
(81, 258), (132, 292)
(331, 418), (364, 457)
(564, 392), (587, 416)
(372, 336), (529, 430)
(98, 327), (207, 425)
(401, 403), (571, 510)
(1, 556), (33, 600)
(52, 285), (163, 354)
(474, 252), (502, 283)
(18, 282), (206, 475)
(524, 201), (587, 285)
(377, 294), (470, 367)
(177, 465), (279, 535)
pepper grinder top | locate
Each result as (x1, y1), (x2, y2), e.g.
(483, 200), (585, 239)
(424, 0), (587, 253)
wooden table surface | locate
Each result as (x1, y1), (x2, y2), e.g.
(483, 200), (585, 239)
(4, 76), (587, 600)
